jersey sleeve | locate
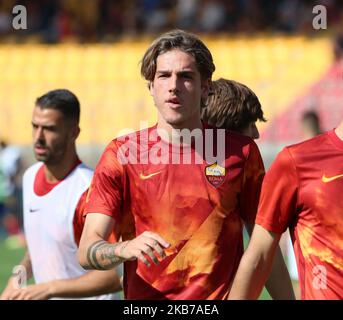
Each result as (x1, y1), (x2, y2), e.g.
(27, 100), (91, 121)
(73, 190), (88, 246)
(84, 141), (124, 222)
(255, 147), (298, 234)
(239, 141), (265, 224)
(74, 189), (118, 247)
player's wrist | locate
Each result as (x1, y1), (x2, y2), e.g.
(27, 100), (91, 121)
(113, 241), (130, 259)
(47, 280), (58, 298)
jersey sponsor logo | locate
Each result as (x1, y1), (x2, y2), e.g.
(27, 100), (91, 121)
(321, 173), (343, 183)
(205, 163), (226, 188)
(139, 171), (162, 180)
(29, 207), (40, 213)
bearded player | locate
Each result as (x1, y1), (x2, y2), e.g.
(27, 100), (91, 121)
(1, 89), (121, 300)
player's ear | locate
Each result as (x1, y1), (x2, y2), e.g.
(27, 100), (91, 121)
(148, 81), (154, 97)
(75, 126), (80, 139)
(70, 125), (80, 141)
(201, 78), (211, 101)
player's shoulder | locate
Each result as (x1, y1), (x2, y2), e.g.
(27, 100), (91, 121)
(225, 129), (255, 144)
(73, 163), (93, 183)
(104, 125), (157, 160)
(75, 163), (93, 175)
(285, 131), (330, 158)
(23, 162), (43, 179)
(204, 123), (255, 147)
(108, 126), (153, 150)
(273, 132), (331, 172)
(203, 123), (259, 161)
(225, 129), (260, 157)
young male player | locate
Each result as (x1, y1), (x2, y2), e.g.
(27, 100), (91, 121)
(202, 77), (294, 299)
(78, 30), (293, 300)
(229, 118), (343, 300)
(202, 78), (266, 139)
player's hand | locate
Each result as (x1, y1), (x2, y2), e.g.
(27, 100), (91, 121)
(0, 277), (20, 300)
(2, 282), (54, 300)
(0, 287), (14, 300)
(115, 231), (170, 267)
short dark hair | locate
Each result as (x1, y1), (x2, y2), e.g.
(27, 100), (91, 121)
(35, 89), (80, 124)
(302, 110), (321, 133)
(302, 110), (320, 123)
(141, 29), (215, 82)
(202, 78), (266, 130)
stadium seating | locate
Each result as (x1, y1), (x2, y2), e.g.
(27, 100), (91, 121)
(0, 37), (334, 145)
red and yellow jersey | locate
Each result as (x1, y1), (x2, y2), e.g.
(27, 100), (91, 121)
(256, 129), (343, 300)
(73, 191), (116, 245)
(85, 124), (265, 300)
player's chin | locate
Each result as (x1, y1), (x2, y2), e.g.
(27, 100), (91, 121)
(164, 114), (187, 126)
(34, 153), (49, 162)
(166, 119), (186, 128)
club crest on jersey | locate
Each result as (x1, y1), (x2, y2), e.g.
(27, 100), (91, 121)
(205, 163), (226, 188)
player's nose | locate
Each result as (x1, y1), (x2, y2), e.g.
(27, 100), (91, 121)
(34, 127), (45, 142)
(168, 74), (179, 93)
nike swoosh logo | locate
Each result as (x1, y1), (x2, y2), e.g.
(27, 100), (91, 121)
(139, 171), (162, 180)
(322, 174), (343, 183)
(29, 208), (40, 213)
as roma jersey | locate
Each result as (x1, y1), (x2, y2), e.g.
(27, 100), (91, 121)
(256, 129), (343, 299)
(85, 124), (265, 300)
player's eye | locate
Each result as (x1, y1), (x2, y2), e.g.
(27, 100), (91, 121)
(44, 126), (56, 132)
(181, 73), (193, 79)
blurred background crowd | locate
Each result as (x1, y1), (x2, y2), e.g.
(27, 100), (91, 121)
(0, 0), (342, 43)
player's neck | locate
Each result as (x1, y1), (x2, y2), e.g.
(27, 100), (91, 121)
(44, 151), (79, 183)
(157, 117), (203, 146)
(335, 121), (343, 141)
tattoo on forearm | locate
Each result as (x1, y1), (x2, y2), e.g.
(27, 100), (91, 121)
(99, 244), (121, 269)
(87, 240), (107, 270)
(86, 240), (128, 270)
